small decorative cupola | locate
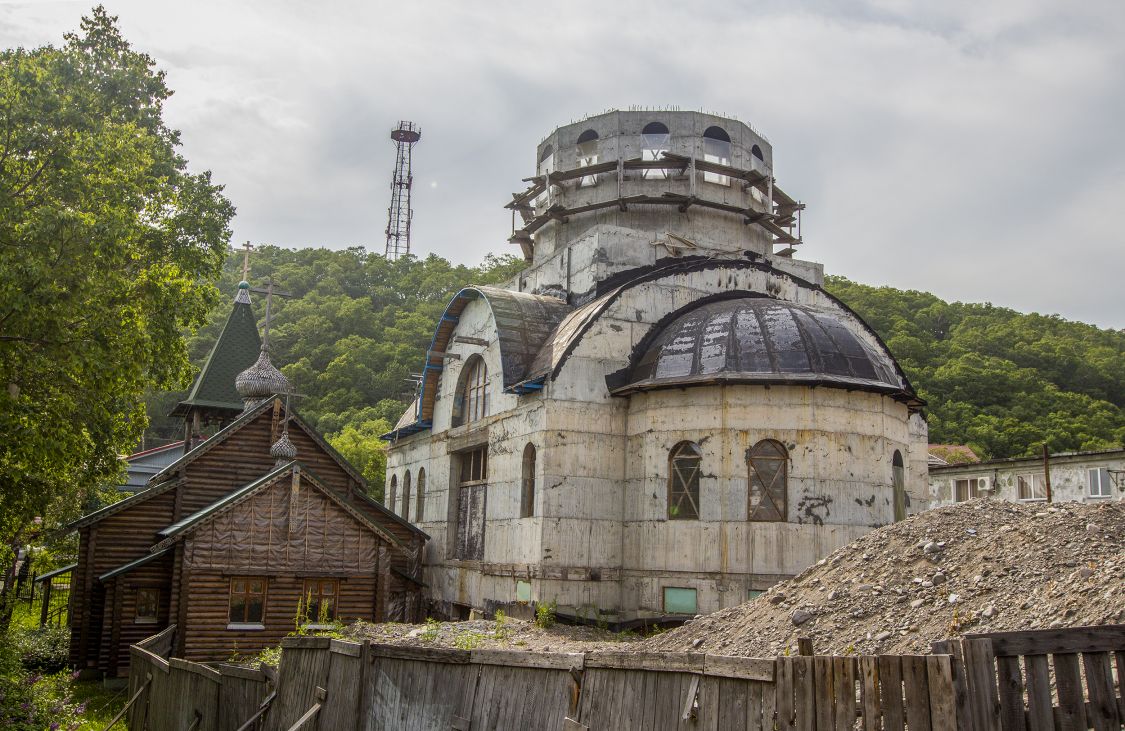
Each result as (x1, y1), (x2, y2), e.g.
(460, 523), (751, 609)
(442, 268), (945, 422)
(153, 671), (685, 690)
(235, 346), (290, 412)
(270, 429), (297, 466)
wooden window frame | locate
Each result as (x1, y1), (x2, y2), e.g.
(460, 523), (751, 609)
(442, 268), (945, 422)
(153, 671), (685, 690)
(135, 587), (159, 625)
(455, 356), (488, 427)
(301, 578), (339, 626)
(228, 577), (267, 628)
(748, 439), (788, 522)
(667, 441), (702, 520)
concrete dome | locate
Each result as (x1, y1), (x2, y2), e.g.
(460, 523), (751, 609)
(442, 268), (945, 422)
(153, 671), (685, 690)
(615, 296), (909, 396)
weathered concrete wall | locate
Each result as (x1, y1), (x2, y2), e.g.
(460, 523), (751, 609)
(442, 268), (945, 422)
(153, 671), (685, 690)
(929, 451), (1125, 506)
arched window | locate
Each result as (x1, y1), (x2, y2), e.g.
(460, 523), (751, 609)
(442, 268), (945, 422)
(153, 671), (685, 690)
(521, 443), (536, 518)
(668, 442), (702, 520)
(702, 126), (732, 186)
(641, 122), (670, 180)
(402, 470), (412, 522)
(453, 355), (488, 427)
(387, 474), (398, 512)
(748, 440), (787, 522)
(416, 467), (426, 522)
(892, 451), (906, 522)
(751, 144), (764, 162)
(576, 129), (599, 188)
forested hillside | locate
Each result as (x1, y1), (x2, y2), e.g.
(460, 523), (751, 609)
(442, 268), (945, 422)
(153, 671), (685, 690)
(143, 249), (1123, 493)
(825, 276), (1124, 459)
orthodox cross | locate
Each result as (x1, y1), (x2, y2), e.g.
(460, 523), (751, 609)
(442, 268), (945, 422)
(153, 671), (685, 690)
(250, 277), (293, 348)
(240, 241), (255, 280)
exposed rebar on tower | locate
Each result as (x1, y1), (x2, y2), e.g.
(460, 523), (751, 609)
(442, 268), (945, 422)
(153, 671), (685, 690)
(385, 121), (422, 260)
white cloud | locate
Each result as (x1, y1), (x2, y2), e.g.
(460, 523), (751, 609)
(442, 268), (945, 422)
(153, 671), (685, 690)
(2, 0), (1123, 326)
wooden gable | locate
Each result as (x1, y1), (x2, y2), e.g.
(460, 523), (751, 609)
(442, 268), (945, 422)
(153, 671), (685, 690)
(182, 468), (380, 575)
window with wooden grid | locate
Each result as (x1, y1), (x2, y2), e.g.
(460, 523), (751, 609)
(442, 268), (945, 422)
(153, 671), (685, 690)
(521, 443), (536, 518)
(748, 440), (788, 522)
(302, 578), (338, 623)
(668, 442), (702, 520)
(228, 577), (266, 624)
(135, 588), (159, 624)
(454, 356), (488, 427)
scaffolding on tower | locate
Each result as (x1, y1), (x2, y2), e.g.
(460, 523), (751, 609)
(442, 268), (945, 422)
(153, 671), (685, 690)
(385, 121), (422, 260)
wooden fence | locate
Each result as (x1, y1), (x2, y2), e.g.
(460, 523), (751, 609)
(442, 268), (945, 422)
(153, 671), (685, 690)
(935, 625), (1125, 731)
(126, 624), (1124, 730)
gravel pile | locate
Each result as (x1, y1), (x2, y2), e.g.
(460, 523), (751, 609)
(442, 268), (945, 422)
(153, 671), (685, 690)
(344, 616), (641, 653)
(642, 499), (1124, 657)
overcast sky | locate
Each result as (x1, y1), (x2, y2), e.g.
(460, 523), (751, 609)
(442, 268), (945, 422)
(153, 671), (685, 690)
(4, 0), (1124, 328)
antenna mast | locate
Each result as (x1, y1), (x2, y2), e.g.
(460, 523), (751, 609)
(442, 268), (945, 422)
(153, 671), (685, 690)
(385, 120), (422, 260)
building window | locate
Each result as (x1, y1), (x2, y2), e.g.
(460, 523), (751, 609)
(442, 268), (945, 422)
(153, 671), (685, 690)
(748, 440), (788, 522)
(576, 129), (599, 187)
(663, 587), (698, 615)
(454, 446), (488, 560)
(229, 577), (266, 625)
(702, 126), (731, 186)
(135, 588), (159, 624)
(955, 477), (988, 502)
(453, 355), (488, 427)
(751, 144), (765, 162)
(301, 579), (338, 624)
(521, 443), (536, 518)
(668, 441), (701, 520)
(1017, 474), (1047, 501)
(416, 467), (426, 521)
(387, 474), (398, 512)
(402, 470), (412, 522)
(641, 121), (670, 180)
(1088, 468), (1113, 498)
(892, 450), (906, 521)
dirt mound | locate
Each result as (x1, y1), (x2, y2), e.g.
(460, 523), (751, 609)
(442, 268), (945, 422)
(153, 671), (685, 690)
(642, 499), (1125, 657)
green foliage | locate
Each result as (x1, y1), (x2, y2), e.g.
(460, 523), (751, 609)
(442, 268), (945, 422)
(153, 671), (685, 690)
(0, 7), (233, 559)
(535, 601), (557, 629)
(0, 631), (84, 730)
(327, 418), (392, 500)
(11, 626), (70, 673)
(825, 276), (1125, 458)
(419, 617), (440, 642)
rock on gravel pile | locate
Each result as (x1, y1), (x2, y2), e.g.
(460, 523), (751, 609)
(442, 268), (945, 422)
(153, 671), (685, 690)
(642, 499), (1124, 657)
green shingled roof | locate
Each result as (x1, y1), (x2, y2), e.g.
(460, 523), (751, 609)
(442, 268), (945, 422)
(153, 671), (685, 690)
(171, 285), (262, 417)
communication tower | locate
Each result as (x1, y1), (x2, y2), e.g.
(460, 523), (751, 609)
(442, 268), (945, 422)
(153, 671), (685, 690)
(385, 121), (422, 260)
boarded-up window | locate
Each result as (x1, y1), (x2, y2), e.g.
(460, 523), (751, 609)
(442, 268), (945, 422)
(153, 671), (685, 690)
(668, 442), (701, 520)
(135, 588), (158, 624)
(748, 440), (787, 522)
(416, 468), (426, 521)
(454, 447), (488, 560)
(387, 474), (397, 512)
(229, 578), (266, 624)
(302, 578), (338, 623)
(402, 470), (412, 522)
(453, 356), (488, 427)
(521, 443), (536, 518)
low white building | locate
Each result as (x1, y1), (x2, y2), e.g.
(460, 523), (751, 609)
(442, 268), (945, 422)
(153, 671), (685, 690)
(929, 449), (1125, 505)
(382, 110), (931, 624)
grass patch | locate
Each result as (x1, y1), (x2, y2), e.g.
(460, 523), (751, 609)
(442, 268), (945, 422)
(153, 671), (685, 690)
(70, 680), (126, 731)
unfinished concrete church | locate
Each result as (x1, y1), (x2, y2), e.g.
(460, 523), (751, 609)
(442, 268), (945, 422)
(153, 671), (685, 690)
(383, 110), (932, 624)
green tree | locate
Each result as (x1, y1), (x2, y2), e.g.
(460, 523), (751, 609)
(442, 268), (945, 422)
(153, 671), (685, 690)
(327, 418), (393, 500)
(0, 6), (233, 600)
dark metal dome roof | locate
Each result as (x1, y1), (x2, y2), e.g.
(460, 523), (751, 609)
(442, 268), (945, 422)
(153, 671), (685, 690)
(612, 296), (911, 397)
